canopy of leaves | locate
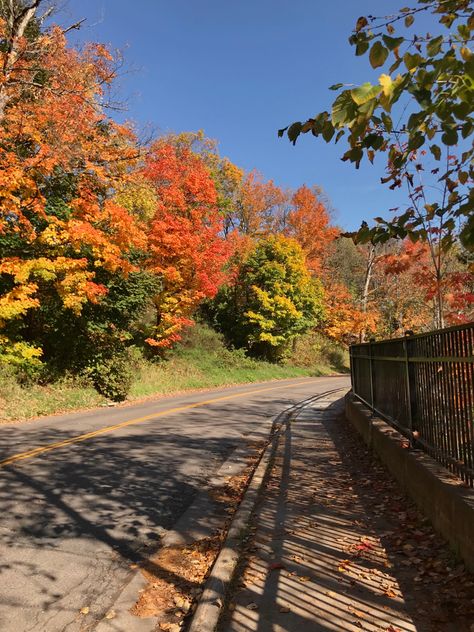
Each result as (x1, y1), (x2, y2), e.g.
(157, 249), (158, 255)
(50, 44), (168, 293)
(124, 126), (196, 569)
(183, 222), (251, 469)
(280, 0), (474, 252)
(209, 235), (325, 361)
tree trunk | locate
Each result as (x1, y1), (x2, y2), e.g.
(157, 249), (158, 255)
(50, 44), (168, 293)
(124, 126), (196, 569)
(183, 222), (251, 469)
(360, 244), (376, 343)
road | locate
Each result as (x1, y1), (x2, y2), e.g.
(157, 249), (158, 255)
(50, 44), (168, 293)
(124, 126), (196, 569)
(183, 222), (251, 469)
(0, 375), (349, 631)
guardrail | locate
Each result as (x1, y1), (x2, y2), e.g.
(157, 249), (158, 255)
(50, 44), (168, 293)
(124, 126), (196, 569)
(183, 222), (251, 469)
(350, 323), (474, 486)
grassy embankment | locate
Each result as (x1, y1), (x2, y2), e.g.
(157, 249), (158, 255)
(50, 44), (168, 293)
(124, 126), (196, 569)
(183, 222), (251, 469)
(0, 324), (348, 422)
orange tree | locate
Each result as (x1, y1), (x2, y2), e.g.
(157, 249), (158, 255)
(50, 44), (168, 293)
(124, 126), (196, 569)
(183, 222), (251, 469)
(0, 16), (149, 395)
(142, 140), (232, 348)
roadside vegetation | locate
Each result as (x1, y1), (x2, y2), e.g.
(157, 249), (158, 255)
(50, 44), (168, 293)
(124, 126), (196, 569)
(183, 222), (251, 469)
(0, 324), (347, 422)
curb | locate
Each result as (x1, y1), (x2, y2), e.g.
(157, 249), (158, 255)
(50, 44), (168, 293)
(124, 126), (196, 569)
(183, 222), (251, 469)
(187, 390), (344, 632)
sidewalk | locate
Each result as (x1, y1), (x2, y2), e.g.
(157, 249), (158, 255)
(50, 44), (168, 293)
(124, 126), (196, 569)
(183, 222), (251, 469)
(218, 397), (474, 632)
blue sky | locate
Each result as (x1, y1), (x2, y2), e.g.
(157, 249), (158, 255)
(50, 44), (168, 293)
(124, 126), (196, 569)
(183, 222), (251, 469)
(61, 0), (410, 230)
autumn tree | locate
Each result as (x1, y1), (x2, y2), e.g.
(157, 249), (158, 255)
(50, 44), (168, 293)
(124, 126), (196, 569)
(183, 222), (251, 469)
(143, 140), (231, 347)
(279, 185), (338, 274)
(209, 235), (325, 361)
(0, 13), (147, 393)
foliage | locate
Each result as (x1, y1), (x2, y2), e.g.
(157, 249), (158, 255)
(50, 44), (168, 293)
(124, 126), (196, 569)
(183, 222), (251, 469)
(210, 236), (325, 361)
(143, 141), (232, 348)
(281, 0), (474, 252)
(85, 351), (133, 402)
(280, 185), (338, 273)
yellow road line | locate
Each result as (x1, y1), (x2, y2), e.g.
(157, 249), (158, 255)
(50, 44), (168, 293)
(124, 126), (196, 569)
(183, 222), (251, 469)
(0, 379), (322, 469)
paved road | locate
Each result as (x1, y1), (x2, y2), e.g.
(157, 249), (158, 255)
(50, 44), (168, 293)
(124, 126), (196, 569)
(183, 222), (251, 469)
(0, 376), (349, 631)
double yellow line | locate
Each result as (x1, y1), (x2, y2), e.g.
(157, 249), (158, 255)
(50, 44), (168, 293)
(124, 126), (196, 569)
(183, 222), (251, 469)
(0, 379), (319, 469)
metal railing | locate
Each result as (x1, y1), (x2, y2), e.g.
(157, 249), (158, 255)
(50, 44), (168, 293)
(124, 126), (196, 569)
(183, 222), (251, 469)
(350, 322), (474, 486)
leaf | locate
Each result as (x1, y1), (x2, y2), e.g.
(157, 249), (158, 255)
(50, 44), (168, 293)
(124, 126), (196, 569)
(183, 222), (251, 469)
(430, 144), (441, 161)
(287, 122), (302, 145)
(355, 16), (368, 32)
(331, 90), (357, 127)
(351, 82), (381, 105)
(427, 35), (443, 57)
(405, 14), (414, 27)
(379, 74), (393, 96)
(441, 128), (458, 146)
(329, 83), (344, 91)
(279, 606), (291, 613)
(370, 42), (389, 68)
(460, 46), (472, 62)
(382, 35), (404, 51)
(404, 52), (423, 71)
(80, 607), (90, 615)
(269, 562), (285, 570)
(247, 602), (258, 610)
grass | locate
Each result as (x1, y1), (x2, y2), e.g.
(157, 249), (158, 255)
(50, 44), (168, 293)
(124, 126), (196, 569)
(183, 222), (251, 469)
(0, 324), (348, 423)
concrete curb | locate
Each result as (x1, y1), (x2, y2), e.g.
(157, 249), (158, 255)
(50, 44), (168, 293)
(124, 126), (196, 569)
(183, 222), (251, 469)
(187, 389), (346, 632)
(187, 425), (276, 632)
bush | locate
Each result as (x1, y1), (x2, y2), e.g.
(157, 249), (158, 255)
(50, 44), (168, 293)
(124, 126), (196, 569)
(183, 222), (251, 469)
(86, 352), (133, 402)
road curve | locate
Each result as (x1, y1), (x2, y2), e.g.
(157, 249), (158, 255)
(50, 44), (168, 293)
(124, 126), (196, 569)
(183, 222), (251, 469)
(0, 375), (349, 631)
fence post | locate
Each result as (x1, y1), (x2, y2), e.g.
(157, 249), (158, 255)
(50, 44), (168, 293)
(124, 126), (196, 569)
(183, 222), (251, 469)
(403, 331), (413, 433)
(369, 338), (375, 411)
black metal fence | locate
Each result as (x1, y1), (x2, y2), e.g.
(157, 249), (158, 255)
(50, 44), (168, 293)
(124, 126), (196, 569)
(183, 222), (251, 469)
(350, 323), (474, 486)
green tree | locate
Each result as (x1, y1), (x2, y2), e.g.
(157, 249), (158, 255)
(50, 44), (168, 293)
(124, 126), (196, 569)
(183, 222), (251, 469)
(280, 0), (474, 254)
(210, 235), (324, 361)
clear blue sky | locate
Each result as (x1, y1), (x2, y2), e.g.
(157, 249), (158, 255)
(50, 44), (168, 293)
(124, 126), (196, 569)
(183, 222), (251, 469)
(61, 0), (410, 230)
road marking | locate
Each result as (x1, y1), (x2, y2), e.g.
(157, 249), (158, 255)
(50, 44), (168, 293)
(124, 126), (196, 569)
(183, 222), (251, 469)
(0, 379), (333, 469)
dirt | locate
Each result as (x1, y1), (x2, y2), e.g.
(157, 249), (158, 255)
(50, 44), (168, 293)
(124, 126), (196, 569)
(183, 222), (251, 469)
(131, 447), (263, 630)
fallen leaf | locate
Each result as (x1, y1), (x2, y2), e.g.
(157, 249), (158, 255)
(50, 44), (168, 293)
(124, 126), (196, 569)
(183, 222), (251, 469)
(80, 607), (90, 615)
(279, 605), (291, 613)
(105, 610), (116, 620)
(247, 602), (258, 610)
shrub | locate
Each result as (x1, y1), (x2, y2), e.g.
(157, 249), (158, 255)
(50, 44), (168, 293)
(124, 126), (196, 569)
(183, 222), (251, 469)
(85, 352), (133, 402)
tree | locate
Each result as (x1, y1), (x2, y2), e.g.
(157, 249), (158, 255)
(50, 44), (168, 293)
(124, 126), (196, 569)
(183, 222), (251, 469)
(0, 17), (146, 371)
(279, 185), (338, 274)
(143, 141), (231, 347)
(232, 170), (287, 236)
(210, 235), (325, 361)
(280, 1), (474, 269)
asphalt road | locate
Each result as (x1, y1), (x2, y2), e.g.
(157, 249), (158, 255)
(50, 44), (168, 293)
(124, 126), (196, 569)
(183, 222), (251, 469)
(0, 375), (349, 631)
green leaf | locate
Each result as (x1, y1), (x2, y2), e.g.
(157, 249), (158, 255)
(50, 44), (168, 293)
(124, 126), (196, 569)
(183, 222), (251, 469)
(287, 122), (302, 145)
(329, 83), (344, 91)
(427, 35), (443, 57)
(381, 112), (393, 132)
(382, 35), (404, 51)
(462, 120), (473, 139)
(331, 90), (357, 127)
(350, 82), (382, 105)
(408, 132), (425, 150)
(369, 42), (389, 69)
(441, 128), (458, 146)
(430, 144), (441, 161)
(404, 52), (423, 70)
(278, 127), (288, 138)
(322, 122), (335, 142)
(356, 40), (370, 56)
